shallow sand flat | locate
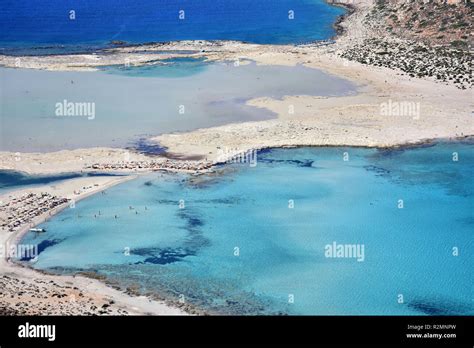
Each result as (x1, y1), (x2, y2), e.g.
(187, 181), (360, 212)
(0, 175), (188, 315)
(0, 148), (152, 175)
(0, 2), (471, 169)
(1, 49), (472, 171)
(1, 59), (354, 152)
(149, 2), (472, 159)
(0, 50), (190, 71)
(151, 54), (473, 161)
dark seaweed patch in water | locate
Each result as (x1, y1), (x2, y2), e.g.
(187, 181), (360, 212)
(365, 160), (473, 197)
(132, 247), (193, 265)
(127, 208), (211, 265)
(19, 239), (63, 261)
(185, 175), (228, 189)
(155, 199), (179, 205)
(194, 197), (242, 205)
(299, 160), (315, 168)
(182, 232), (211, 252)
(177, 209), (205, 230)
(259, 158), (315, 168)
(364, 165), (391, 177)
(181, 213), (204, 228)
(408, 298), (474, 315)
(457, 216), (474, 226)
(177, 209), (211, 250)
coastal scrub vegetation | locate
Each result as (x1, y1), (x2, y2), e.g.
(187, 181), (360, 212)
(342, 0), (473, 89)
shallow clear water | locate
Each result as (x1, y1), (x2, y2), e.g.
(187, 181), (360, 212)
(0, 0), (345, 51)
(102, 57), (210, 78)
(0, 62), (355, 152)
(19, 141), (474, 315)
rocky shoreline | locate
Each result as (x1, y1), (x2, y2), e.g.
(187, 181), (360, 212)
(86, 159), (214, 173)
(326, 0), (356, 37)
(330, 0), (473, 90)
(340, 35), (472, 90)
(0, 274), (125, 316)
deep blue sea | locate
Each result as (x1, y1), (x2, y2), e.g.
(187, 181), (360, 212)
(19, 142), (474, 315)
(0, 0), (345, 53)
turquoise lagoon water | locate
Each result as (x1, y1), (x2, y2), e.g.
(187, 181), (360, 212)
(0, 62), (355, 152)
(19, 141), (474, 315)
(0, 0), (345, 52)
